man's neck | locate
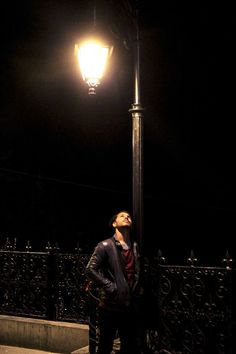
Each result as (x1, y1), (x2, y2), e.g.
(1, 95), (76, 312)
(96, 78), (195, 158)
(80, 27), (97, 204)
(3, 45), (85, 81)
(115, 228), (130, 244)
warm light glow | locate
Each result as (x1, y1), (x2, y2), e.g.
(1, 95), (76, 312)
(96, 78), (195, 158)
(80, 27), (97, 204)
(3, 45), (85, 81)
(75, 39), (112, 94)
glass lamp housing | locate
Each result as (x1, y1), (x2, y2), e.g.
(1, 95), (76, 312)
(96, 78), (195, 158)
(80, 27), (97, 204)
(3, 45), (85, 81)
(75, 39), (113, 95)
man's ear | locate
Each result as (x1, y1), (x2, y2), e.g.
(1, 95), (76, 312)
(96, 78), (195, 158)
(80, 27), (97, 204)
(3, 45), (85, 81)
(112, 221), (117, 228)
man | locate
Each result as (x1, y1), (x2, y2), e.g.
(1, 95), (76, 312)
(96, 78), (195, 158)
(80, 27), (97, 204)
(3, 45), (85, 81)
(85, 210), (144, 354)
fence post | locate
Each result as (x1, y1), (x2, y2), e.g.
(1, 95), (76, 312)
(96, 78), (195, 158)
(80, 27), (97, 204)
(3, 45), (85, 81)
(45, 241), (59, 320)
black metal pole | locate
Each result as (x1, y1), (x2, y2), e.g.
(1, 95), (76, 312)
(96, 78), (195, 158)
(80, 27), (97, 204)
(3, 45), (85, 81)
(129, 12), (144, 254)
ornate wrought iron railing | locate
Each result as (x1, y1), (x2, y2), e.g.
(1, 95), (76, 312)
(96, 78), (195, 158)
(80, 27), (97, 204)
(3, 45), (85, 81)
(0, 239), (234, 353)
(0, 238), (90, 323)
(146, 250), (234, 354)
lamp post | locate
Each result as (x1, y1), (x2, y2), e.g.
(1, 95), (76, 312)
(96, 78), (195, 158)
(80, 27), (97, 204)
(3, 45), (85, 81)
(128, 15), (144, 254)
(75, 8), (144, 252)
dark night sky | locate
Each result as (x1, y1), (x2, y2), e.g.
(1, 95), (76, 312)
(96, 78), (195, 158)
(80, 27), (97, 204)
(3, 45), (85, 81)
(0, 1), (235, 261)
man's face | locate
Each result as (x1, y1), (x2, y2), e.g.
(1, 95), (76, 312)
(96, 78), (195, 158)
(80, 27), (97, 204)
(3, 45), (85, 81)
(113, 211), (132, 229)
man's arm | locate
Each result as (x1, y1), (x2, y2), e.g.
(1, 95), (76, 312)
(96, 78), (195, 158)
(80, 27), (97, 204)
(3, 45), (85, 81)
(85, 243), (117, 295)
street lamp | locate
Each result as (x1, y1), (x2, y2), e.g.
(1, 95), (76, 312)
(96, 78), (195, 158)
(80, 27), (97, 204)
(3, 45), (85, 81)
(74, 7), (144, 253)
(74, 37), (113, 95)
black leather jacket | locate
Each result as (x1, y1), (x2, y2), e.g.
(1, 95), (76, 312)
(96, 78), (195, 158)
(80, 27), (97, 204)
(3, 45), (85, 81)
(85, 236), (140, 311)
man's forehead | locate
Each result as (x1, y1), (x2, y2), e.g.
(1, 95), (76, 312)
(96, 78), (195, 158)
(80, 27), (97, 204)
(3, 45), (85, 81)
(117, 212), (130, 217)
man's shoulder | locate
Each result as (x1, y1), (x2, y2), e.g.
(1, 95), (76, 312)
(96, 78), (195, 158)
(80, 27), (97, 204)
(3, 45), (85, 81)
(94, 237), (116, 255)
(94, 236), (114, 248)
(99, 237), (114, 247)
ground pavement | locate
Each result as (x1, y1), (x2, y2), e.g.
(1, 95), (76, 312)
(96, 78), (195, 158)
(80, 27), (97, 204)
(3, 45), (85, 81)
(0, 339), (120, 354)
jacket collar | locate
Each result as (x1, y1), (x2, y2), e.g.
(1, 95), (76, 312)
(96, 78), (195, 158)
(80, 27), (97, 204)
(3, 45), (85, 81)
(113, 235), (131, 250)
